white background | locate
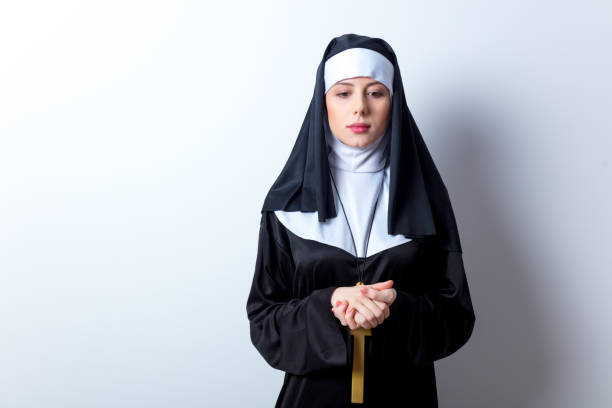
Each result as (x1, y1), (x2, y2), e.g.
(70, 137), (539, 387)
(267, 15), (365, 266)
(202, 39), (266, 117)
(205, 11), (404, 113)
(1, 1), (611, 407)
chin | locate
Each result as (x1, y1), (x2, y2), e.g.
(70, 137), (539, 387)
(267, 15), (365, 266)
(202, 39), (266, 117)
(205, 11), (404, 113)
(343, 134), (378, 148)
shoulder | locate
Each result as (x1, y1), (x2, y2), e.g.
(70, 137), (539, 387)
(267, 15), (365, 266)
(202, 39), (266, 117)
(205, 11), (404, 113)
(259, 211), (293, 255)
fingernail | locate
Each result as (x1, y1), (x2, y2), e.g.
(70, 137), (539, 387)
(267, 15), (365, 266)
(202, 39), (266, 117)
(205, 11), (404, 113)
(336, 300), (341, 306)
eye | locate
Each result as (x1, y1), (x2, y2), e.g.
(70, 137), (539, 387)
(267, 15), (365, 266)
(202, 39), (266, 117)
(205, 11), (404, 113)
(336, 91), (349, 98)
(369, 90), (384, 98)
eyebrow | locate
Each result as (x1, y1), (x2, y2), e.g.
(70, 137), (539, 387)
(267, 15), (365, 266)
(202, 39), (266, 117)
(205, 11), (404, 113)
(334, 81), (385, 88)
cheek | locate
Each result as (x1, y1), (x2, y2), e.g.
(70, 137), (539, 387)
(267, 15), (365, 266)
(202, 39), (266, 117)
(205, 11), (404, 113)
(326, 105), (345, 129)
(326, 109), (338, 128)
(373, 102), (391, 123)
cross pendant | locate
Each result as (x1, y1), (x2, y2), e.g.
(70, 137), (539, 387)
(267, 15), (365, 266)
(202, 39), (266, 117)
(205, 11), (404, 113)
(349, 281), (371, 403)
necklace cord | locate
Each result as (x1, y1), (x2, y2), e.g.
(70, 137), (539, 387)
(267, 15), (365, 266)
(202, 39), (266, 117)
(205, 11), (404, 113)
(329, 169), (385, 284)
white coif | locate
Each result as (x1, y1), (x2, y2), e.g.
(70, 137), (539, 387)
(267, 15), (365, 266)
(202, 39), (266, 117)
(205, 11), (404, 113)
(324, 47), (394, 98)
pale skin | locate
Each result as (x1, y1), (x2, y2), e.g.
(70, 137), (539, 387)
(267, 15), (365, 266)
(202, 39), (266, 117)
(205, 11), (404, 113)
(325, 76), (397, 330)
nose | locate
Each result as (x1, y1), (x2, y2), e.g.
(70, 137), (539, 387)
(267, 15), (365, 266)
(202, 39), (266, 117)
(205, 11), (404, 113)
(353, 93), (368, 116)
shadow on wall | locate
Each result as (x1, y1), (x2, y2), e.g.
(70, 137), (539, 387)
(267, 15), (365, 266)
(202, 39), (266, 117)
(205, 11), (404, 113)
(426, 89), (557, 408)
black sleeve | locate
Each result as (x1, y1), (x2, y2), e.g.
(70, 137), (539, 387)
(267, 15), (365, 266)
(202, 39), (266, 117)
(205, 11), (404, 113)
(387, 250), (476, 366)
(246, 214), (349, 375)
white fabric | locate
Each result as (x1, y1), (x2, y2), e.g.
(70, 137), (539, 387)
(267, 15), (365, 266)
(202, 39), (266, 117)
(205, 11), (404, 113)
(324, 47), (394, 97)
(274, 131), (412, 258)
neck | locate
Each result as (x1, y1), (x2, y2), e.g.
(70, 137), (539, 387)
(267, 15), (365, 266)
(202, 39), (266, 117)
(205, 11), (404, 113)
(326, 130), (389, 172)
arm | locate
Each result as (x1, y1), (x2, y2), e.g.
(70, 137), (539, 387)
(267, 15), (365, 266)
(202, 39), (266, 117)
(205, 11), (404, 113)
(246, 215), (349, 375)
(388, 250), (476, 366)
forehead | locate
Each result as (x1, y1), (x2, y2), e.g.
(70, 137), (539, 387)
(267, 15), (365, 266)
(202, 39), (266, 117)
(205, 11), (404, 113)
(331, 77), (384, 87)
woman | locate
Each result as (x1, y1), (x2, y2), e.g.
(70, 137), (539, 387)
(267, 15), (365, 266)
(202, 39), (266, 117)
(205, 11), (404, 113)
(246, 33), (475, 407)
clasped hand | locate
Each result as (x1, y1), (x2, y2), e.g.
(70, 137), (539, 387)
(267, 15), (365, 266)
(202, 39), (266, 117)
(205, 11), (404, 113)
(330, 280), (397, 330)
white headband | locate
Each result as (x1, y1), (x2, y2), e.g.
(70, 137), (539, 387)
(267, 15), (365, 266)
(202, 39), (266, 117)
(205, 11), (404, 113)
(324, 47), (394, 97)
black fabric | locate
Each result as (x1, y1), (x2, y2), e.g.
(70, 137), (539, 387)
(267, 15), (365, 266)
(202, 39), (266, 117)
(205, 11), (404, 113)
(260, 33), (462, 252)
(246, 212), (475, 407)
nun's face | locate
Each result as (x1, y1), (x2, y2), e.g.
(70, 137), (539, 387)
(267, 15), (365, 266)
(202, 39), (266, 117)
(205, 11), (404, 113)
(325, 76), (391, 148)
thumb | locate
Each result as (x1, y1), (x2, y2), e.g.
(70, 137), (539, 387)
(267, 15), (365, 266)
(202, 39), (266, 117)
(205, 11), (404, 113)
(360, 285), (395, 303)
(368, 280), (394, 290)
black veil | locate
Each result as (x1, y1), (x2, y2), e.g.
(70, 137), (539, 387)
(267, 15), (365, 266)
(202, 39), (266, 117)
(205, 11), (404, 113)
(261, 33), (462, 253)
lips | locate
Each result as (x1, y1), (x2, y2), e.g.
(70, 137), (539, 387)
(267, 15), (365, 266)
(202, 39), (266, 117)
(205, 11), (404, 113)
(348, 123), (371, 134)
(349, 122), (370, 128)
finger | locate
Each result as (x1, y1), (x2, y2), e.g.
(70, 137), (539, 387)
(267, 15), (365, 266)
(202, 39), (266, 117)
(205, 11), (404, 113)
(345, 307), (355, 330)
(352, 298), (377, 326)
(367, 286), (396, 304)
(332, 301), (349, 325)
(359, 296), (385, 325)
(356, 311), (375, 329)
(388, 288), (397, 306)
(375, 288), (397, 306)
(372, 299), (390, 319)
(360, 286), (395, 304)
(354, 310), (371, 329)
(346, 306), (358, 330)
(368, 280), (394, 291)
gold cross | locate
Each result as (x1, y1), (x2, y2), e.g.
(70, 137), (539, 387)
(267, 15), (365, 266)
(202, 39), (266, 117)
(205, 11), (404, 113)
(349, 281), (371, 404)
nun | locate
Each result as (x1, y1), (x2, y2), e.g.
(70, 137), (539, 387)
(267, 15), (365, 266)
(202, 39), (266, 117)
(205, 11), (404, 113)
(246, 33), (476, 407)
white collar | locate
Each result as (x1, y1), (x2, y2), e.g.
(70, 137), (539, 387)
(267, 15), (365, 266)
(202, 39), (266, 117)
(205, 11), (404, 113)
(326, 131), (389, 173)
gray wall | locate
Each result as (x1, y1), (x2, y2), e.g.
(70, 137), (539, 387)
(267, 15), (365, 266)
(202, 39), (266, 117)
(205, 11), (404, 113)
(0, 1), (610, 407)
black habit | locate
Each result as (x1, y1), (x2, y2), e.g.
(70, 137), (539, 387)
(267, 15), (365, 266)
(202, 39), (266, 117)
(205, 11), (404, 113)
(246, 33), (476, 407)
